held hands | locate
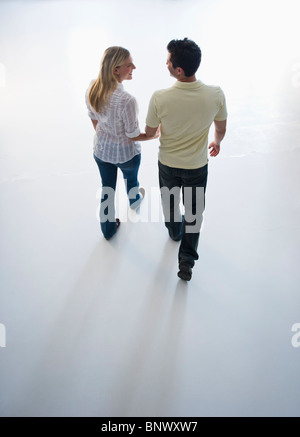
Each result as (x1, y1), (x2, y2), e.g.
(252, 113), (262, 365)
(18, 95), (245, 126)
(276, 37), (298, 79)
(209, 142), (220, 157)
(144, 124), (160, 140)
(129, 125), (160, 142)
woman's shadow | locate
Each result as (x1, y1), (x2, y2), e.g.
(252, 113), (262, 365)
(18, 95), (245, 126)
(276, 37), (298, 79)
(106, 237), (188, 416)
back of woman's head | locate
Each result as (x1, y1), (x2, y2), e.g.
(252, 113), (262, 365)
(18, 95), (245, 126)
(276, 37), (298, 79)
(89, 46), (130, 114)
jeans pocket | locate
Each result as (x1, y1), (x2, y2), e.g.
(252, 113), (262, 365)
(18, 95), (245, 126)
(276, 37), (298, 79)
(119, 154), (140, 170)
(120, 161), (134, 169)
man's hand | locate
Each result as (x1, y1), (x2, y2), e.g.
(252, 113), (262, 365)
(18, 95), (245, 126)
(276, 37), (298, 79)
(146, 125), (160, 139)
(153, 125), (160, 139)
(210, 119), (226, 156)
(209, 142), (220, 157)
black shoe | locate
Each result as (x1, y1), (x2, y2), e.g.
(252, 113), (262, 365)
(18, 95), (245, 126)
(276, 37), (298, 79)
(104, 218), (120, 240)
(177, 263), (192, 281)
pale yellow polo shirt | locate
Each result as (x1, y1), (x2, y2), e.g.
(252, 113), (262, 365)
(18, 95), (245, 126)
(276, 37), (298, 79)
(146, 80), (227, 169)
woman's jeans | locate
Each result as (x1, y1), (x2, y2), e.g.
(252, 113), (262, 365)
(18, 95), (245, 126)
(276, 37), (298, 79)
(94, 153), (142, 239)
(158, 161), (208, 268)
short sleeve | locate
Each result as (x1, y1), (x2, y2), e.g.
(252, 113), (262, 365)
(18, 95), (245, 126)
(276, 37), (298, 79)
(85, 82), (98, 121)
(123, 97), (140, 138)
(214, 87), (228, 121)
(146, 93), (160, 128)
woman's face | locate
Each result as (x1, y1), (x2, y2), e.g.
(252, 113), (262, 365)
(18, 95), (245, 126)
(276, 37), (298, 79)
(114, 56), (136, 82)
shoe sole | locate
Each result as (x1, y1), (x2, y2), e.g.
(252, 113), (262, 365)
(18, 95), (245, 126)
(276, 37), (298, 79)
(177, 270), (192, 281)
(139, 187), (145, 199)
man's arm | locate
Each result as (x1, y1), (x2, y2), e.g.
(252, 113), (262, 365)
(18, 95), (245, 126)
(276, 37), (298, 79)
(209, 119), (227, 157)
(129, 125), (159, 142)
(145, 126), (159, 138)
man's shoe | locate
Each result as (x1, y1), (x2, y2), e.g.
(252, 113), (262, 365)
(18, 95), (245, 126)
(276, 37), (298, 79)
(177, 263), (192, 281)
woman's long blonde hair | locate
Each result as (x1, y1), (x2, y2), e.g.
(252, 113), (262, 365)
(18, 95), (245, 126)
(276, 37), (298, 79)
(88, 46), (130, 114)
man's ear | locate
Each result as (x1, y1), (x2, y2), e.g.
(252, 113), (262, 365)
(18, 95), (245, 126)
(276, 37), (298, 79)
(177, 67), (184, 76)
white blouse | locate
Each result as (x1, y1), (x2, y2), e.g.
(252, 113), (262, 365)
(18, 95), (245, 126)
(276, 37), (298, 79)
(85, 81), (141, 164)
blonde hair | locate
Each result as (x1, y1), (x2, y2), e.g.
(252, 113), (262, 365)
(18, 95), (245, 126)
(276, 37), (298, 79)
(88, 46), (130, 114)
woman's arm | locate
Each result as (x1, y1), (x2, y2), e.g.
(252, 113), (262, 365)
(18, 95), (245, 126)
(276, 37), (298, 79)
(91, 119), (98, 130)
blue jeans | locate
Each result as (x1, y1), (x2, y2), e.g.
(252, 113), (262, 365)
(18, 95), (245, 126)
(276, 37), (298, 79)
(94, 153), (142, 239)
(158, 161), (208, 268)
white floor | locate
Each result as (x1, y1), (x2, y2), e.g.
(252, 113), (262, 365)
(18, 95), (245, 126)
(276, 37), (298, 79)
(0, 0), (300, 417)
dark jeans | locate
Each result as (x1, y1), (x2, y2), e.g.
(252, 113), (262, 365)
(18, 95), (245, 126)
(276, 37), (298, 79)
(158, 161), (208, 268)
(94, 153), (142, 239)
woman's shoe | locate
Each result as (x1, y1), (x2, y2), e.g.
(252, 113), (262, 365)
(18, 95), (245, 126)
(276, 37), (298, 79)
(139, 187), (145, 199)
(130, 187), (145, 210)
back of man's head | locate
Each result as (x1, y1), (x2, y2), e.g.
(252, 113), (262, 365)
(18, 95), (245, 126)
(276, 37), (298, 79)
(167, 38), (201, 77)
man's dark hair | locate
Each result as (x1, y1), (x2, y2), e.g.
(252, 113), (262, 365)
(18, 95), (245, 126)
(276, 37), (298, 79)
(167, 38), (201, 77)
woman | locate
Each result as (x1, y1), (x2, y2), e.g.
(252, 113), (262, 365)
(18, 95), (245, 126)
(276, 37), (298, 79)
(86, 46), (158, 239)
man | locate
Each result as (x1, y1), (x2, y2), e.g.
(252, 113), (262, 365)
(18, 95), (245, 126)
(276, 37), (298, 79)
(145, 38), (227, 281)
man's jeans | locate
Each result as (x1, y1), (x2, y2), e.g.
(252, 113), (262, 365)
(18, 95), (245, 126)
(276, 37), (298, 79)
(158, 161), (208, 268)
(94, 153), (142, 239)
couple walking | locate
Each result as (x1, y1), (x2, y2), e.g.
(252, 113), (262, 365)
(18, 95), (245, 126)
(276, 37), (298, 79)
(85, 38), (227, 281)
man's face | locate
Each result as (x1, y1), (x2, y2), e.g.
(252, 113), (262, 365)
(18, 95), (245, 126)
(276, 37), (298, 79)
(166, 52), (177, 78)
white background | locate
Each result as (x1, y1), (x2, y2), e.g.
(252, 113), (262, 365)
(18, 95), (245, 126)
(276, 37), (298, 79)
(0, 0), (300, 416)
